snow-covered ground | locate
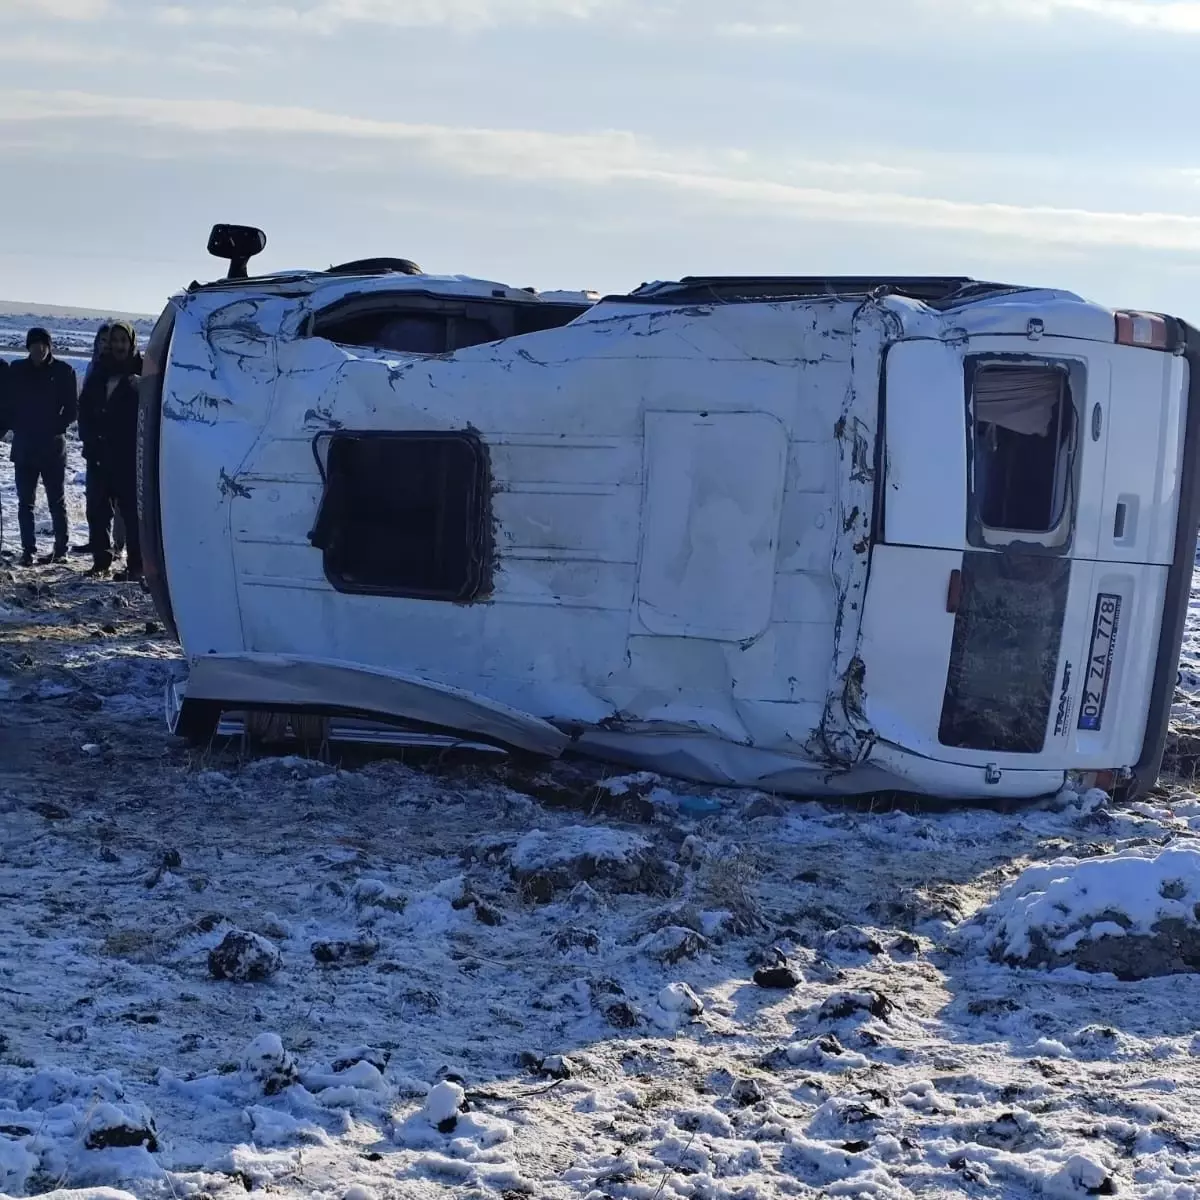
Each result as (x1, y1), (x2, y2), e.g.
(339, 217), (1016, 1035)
(6, 313), (1200, 1200)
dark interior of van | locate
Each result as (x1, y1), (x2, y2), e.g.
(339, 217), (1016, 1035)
(310, 292), (590, 355)
(308, 430), (494, 602)
(971, 363), (1074, 534)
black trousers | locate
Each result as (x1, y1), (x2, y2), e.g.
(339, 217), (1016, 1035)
(88, 462), (140, 572)
(14, 452), (68, 556)
(85, 467), (126, 556)
(115, 470), (141, 575)
(86, 464), (117, 568)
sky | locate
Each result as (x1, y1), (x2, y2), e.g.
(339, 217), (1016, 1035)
(1, 0), (1199, 317)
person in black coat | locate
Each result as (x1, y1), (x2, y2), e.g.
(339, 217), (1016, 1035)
(0, 356), (8, 554)
(72, 323), (127, 562)
(77, 320), (142, 579)
(0, 328), (76, 566)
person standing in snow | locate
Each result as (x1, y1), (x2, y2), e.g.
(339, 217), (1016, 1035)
(0, 328), (76, 567)
(77, 320), (142, 580)
(0, 355), (8, 557)
(74, 323), (126, 562)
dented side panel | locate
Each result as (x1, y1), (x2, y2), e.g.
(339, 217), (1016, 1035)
(636, 410), (789, 642)
(160, 289), (878, 780)
(159, 299), (279, 655)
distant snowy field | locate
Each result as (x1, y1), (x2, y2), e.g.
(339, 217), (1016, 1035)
(0, 312), (155, 360)
(6, 307), (1200, 1200)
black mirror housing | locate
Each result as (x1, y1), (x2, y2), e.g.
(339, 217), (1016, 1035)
(208, 224), (267, 280)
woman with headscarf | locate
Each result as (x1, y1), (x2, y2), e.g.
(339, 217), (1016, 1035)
(74, 323), (127, 562)
(77, 320), (142, 579)
(85, 323), (111, 386)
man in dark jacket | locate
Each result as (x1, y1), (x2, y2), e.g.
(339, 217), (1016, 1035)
(77, 320), (142, 580)
(0, 329), (76, 566)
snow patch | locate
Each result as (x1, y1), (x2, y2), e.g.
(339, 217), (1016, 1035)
(973, 843), (1200, 977)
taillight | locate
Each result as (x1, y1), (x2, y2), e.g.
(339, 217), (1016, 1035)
(1115, 310), (1170, 350)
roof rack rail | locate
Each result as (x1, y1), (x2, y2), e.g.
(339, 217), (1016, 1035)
(612, 275), (1021, 308)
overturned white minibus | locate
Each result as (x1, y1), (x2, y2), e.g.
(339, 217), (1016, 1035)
(137, 225), (1200, 800)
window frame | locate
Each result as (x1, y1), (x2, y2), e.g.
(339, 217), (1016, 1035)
(306, 290), (591, 356)
(307, 428), (494, 603)
(964, 354), (1085, 554)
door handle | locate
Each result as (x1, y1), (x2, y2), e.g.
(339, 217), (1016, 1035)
(946, 569), (963, 614)
(1112, 494), (1137, 544)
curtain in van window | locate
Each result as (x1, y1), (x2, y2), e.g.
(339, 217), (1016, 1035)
(974, 366), (1063, 437)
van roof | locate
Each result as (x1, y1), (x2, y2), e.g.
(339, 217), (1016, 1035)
(187, 266), (1027, 311)
(186, 267), (558, 300)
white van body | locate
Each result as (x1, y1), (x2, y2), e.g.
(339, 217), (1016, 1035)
(138, 264), (1200, 800)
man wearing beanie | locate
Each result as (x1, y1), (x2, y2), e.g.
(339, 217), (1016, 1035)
(0, 328), (77, 566)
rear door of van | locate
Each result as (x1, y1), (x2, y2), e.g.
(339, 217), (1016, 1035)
(861, 323), (1200, 793)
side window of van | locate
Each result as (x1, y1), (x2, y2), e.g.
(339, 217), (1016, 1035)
(313, 305), (504, 354)
(307, 431), (493, 602)
(307, 294), (590, 356)
(967, 361), (1078, 549)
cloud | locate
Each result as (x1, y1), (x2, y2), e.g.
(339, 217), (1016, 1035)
(654, 174), (1200, 253)
(152, 0), (613, 33)
(3, 89), (1199, 254)
(0, 34), (124, 62)
(0, 0), (112, 17)
(976, 0), (1200, 33)
(0, 88), (912, 182)
(8, 0), (1197, 36)
(0, 33), (266, 72)
(141, 0), (1200, 37)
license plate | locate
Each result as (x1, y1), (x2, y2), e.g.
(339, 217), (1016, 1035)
(1077, 593), (1122, 732)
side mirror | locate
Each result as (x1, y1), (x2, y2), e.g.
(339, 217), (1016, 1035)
(207, 224), (267, 280)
